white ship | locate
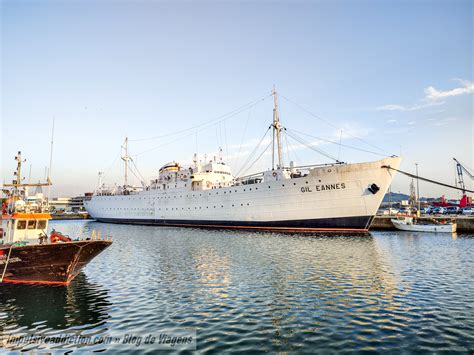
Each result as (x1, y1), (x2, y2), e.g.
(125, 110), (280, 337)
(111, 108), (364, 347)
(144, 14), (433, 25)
(85, 89), (401, 233)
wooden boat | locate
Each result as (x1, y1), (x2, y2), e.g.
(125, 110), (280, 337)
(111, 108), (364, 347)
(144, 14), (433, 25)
(391, 215), (456, 233)
(0, 239), (111, 285)
(1, 151), (112, 285)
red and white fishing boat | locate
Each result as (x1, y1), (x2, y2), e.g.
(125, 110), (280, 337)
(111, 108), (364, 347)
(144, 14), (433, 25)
(1, 151), (112, 285)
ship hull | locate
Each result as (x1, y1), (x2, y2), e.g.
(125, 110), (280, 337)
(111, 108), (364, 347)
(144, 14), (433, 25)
(95, 215), (374, 233)
(0, 241), (112, 285)
(85, 157), (401, 233)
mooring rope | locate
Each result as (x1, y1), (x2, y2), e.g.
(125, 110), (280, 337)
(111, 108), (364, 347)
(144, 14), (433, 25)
(0, 246), (13, 283)
(382, 165), (474, 193)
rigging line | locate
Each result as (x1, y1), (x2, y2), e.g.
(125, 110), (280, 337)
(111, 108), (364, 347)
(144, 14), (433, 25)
(219, 122), (223, 152)
(134, 99), (269, 157)
(234, 106), (252, 170)
(102, 149), (122, 179)
(283, 129), (291, 165)
(215, 126), (220, 152)
(280, 94), (391, 155)
(239, 140), (273, 178)
(235, 126), (271, 177)
(285, 130), (340, 162)
(129, 94), (271, 142)
(287, 128), (388, 157)
(135, 116), (232, 157)
(127, 164), (143, 185)
(130, 158), (145, 183)
(224, 120), (229, 161)
(288, 131), (302, 165)
(382, 166), (474, 194)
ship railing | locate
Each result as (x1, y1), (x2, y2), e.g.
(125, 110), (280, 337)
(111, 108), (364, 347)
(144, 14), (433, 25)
(236, 162), (345, 183)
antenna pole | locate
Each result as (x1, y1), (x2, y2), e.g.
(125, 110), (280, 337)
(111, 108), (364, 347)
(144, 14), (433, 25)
(122, 137), (129, 188)
(272, 86), (283, 169)
(415, 163), (421, 213)
(47, 118), (55, 201)
(28, 164), (32, 184)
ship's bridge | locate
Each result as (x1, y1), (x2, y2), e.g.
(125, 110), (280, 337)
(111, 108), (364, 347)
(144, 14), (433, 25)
(191, 161), (233, 190)
(148, 158), (234, 191)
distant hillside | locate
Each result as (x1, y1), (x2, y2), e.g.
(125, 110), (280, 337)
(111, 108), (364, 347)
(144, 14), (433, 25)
(383, 192), (447, 203)
(383, 192), (410, 202)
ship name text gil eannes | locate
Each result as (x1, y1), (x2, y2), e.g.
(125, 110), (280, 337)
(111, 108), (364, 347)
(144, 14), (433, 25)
(85, 89), (401, 233)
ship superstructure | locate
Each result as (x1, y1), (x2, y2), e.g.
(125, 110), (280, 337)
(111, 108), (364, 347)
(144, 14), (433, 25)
(85, 89), (401, 232)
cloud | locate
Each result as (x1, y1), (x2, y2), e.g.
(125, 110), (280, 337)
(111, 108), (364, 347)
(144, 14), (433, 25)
(376, 101), (443, 112)
(386, 119), (397, 123)
(425, 80), (474, 101)
(376, 79), (473, 112)
(432, 117), (457, 127)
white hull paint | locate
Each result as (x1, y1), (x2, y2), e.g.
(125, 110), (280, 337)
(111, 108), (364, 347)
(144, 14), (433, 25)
(85, 157), (401, 232)
(391, 219), (456, 233)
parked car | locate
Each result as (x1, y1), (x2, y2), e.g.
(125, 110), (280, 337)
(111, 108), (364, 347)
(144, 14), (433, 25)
(461, 207), (474, 215)
(421, 207), (432, 214)
(445, 206), (460, 215)
(382, 208), (399, 215)
(432, 207), (446, 214)
(399, 207), (417, 215)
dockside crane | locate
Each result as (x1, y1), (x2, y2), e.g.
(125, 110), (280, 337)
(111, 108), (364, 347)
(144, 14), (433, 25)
(453, 158), (473, 207)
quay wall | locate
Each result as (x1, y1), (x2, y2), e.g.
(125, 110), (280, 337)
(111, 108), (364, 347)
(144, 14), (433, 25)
(51, 214), (91, 220)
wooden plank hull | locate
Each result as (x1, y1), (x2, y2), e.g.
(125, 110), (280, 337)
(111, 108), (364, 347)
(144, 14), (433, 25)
(0, 240), (112, 285)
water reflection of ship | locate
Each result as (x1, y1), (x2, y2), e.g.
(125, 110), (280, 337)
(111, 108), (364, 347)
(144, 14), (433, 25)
(263, 234), (406, 346)
(0, 273), (111, 331)
(266, 234), (403, 304)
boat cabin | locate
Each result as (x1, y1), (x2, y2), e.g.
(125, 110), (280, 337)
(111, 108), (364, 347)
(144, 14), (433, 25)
(1, 213), (51, 244)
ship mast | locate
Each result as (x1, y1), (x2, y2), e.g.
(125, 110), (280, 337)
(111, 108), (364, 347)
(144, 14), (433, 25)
(272, 86), (283, 169)
(122, 137), (130, 188)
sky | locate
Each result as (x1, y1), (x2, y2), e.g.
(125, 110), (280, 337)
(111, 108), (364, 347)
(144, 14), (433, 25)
(1, 0), (473, 198)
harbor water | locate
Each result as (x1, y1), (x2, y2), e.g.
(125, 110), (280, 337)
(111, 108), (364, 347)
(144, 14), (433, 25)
(1, 220), (473, 352)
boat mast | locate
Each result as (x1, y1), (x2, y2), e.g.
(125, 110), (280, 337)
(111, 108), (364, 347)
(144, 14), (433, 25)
(47, 117), (55, 200)
(14, 152), (23, 197)
(415, 163), (421, 213)
(272, 86), (283, 169)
